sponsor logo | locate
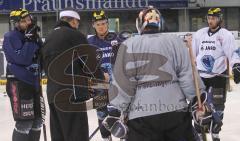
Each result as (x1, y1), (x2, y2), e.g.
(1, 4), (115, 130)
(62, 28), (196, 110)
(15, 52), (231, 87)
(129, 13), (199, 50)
(23, 0), (149, 12)
(202, 41), (215, 44)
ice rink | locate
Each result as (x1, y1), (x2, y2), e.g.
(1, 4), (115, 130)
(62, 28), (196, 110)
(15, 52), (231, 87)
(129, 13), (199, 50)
(0, 81), (239, 141)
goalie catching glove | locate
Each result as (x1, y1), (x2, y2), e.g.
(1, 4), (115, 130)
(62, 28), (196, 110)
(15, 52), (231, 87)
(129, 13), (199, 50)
(102, 105), (128, 138)
(191, 91), (212, 126)
(191, 88), (223, 133)
(232, 63), (240, 84)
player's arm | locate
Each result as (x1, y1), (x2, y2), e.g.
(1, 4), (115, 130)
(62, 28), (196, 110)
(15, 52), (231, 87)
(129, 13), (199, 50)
(223, 32), (240, 84)
(174, 36), (205, 101)
(109, 43), (137, 113)
(3, 33), (39, 66)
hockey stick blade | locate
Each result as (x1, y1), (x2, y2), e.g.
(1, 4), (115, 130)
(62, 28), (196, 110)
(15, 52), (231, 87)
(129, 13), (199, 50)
(89, 126), (100, 140)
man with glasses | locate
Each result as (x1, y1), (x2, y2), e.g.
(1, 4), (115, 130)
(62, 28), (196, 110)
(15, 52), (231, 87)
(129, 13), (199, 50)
(3, 9), (43, 141)
(192, 8), (240, 141)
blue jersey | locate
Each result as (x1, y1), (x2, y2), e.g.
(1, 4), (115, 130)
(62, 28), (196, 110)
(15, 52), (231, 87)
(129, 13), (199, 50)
(88, 32), (121, 81)
(3, 28), (40, 87)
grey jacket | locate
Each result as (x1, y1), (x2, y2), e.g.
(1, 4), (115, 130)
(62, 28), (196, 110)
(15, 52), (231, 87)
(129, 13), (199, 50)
(109, 33), (205, 120)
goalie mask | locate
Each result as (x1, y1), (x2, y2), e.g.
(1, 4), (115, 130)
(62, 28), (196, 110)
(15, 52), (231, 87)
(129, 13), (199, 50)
(136, 6), (163, 34)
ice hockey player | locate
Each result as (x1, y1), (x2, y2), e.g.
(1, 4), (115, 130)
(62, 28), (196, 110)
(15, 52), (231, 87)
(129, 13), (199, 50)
(88, 10), (122, 141)
(3, 9), (43, 141)
(103, 6), (206, 141)
(192, 8), (240, 141)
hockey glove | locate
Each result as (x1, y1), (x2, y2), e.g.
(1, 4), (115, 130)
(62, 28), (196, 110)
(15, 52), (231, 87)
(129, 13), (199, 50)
(191, 92), (212, 127)
(25, 24), (41, 42)
(232, 63), (240, 84)
(102, 105), (128, 138)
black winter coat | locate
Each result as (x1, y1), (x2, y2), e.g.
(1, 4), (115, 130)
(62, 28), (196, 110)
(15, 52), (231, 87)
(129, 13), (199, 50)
(42, 21), (90, 104)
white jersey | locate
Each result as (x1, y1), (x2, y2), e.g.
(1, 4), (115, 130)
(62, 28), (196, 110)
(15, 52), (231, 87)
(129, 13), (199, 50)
(192, 27), (240, 78)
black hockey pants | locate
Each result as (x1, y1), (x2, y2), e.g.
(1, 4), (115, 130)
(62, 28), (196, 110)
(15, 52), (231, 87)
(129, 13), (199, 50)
(126, 110), (197, 141)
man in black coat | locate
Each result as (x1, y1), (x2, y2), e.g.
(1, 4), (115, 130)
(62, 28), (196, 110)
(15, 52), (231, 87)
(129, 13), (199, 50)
(41, 8), (90, 141)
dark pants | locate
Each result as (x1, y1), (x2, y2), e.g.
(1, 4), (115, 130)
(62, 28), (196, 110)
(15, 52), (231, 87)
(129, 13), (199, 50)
(49, 103), (89, 141)
(201, 75), (227, 111)
(126, 111), (196, 141)
(195, 72), (227, 134)
(6, 78), (42, 141)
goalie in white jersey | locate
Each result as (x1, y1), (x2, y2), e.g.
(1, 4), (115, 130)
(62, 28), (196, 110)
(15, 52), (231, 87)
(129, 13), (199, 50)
(192, 8), (240, 141)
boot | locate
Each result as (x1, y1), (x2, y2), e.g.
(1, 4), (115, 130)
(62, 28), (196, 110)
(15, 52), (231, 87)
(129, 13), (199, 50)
(12, 129), (29, 141)
(28, 130), (41, 141)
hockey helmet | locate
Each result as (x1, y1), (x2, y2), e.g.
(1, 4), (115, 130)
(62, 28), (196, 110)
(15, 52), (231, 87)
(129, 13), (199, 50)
(136, 6), (162, 34)
(10, 9), (30, 22)
(207, 8), (223, 22)
(207, 8), (222, 17)
(92, 10), (108, 23)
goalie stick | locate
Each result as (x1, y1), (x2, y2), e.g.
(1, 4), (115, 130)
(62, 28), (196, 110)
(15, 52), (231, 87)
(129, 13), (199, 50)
(186, 36), (208, 141)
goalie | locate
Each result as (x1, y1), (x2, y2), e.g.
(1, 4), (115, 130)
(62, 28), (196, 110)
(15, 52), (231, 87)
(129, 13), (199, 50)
(102, 6), (216, 141)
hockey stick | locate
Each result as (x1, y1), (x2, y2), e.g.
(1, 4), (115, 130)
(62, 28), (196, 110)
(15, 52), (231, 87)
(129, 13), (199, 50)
(89, 126), (100, 140)
(186, 40), (208, 141)
(226, 59), (232, 92)
(37, 50), (47, 141)
(40, 93), (47, 141)
(188, 44), (203, 110)
(198, 70), (230, 78)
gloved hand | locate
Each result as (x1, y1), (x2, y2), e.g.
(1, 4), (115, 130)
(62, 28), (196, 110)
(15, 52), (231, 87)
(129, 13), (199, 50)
(191, 92), (212, 126)
(102, 105), (128, 138)
(25, 23), (40, 42)
(232, 63), (240, 84)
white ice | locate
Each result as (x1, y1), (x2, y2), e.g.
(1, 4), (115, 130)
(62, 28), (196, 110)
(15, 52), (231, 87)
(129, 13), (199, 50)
(0, 80), (239, 141)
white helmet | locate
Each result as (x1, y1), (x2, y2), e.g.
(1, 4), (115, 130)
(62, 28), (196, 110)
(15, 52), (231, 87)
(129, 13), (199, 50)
(136, 6), (163, 34)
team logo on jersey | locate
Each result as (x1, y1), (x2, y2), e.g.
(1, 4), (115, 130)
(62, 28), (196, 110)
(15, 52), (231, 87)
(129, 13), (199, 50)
(201, 55), (215, 72)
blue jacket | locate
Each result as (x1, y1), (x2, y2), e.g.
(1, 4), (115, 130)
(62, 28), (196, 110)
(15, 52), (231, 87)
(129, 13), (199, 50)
(3, 28), (40, 87)
(88, 33), (121, 80)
